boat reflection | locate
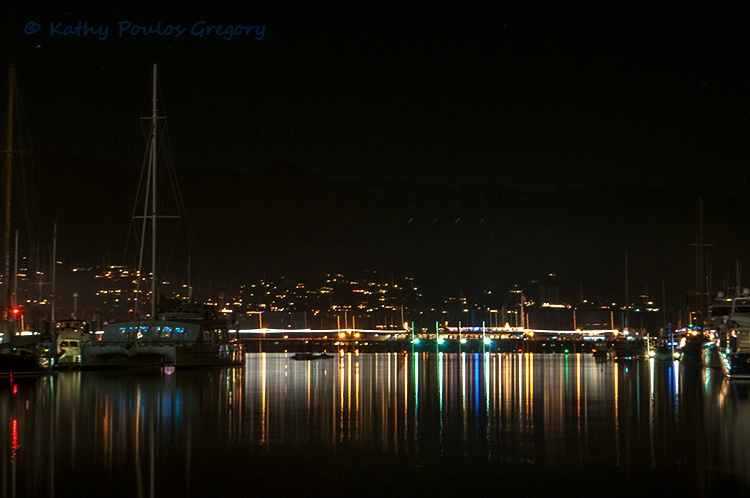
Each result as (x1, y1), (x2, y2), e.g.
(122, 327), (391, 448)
(2, 353), (749, 496)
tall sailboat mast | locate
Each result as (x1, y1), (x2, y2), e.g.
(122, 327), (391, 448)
(149, 64), (158, 318)
(133, 64), (179, 318)
(689, 196), (712, 327)
(3, 63), (15, 322)
(134, 64), (161, 318)
(2, 63), (17, 341)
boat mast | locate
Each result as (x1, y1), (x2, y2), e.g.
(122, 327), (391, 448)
(689, 196), (712, 327)
(51, 222), (56, 327)
(13, 229), (18, 320)
(133, 64), (171, 318)
(187, 253), (193, 302)
(624, 250), (629, 333)
(696, 197), (705, 325)
(2, 63), (14, 338)
(150, 64), (158, 318)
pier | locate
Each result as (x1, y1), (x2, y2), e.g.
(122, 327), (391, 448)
(236, 327), (619, 354)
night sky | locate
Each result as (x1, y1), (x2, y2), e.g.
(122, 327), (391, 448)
(2, 2), (750, 314)
(2, 2), (748, 194)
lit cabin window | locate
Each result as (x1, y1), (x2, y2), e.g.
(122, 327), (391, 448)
(130, 325), (149, 339)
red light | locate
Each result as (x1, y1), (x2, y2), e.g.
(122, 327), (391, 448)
(11, 308), (20, 315)
(11, 418), (19, 462)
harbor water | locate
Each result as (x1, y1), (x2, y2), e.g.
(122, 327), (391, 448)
(2, 352), (749, 497)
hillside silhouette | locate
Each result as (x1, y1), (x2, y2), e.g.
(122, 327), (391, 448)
(16, 153), (745, 314)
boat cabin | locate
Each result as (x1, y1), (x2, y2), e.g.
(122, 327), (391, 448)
(56, 319), (91, 334)
(101, 320), (230, 345)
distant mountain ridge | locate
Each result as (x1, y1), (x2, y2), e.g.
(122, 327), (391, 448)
(18, 153), (745, 311)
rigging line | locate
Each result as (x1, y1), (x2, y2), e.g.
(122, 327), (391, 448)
(139, 82), (203, 296)
(158, 119), (204, 289)
(127, 115), (156, 316)
(156, 83), (202, 277)
(123, 115), (154, 267)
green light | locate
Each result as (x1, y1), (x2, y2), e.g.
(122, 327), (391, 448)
(460, 338), (467, 344)
(412, 337), (420, 344)
(437, 338), (445, 345)
(564, 349), (569, 354)
(483, 337), (491, 345)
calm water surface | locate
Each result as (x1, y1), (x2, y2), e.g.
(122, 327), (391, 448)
(2, 352), (749, 497)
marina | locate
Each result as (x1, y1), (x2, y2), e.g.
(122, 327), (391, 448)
(2, 5), (750, 496)
(2, 352), (749, 496)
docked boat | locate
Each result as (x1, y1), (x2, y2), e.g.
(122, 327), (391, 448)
(290, 352), (333, 361)
(54, 319), (92, 368)
(80, 303), (244, 368)
(650, 343), (679, 362)
(611, 336), (646, 360)
(677, 327), (710, 364)
(703, 293), (750, 379)
(1, 340), (53, 378)
(591, 340), (611, 360)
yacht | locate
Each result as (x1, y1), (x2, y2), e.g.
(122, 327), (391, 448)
(703, 291), (750, 379)
(79, 64), (245, 369)
(80, 303), (244, 368)
(55, 319), (92, 368)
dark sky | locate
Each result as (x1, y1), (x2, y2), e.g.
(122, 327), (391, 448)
(2, 1), (749, 193)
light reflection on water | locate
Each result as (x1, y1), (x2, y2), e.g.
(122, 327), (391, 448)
(1, 352), (749, 496)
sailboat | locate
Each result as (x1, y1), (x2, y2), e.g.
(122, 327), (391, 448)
(80, 65), (244, 369)
(1, 63), (53, 377)
(678, 197), (711, 364)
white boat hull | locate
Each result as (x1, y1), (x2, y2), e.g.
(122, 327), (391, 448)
(703, 326), (750, 379)
(81, 342), (245, 368)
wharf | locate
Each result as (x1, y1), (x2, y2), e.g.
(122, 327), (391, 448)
(242, 337), (605, 354)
